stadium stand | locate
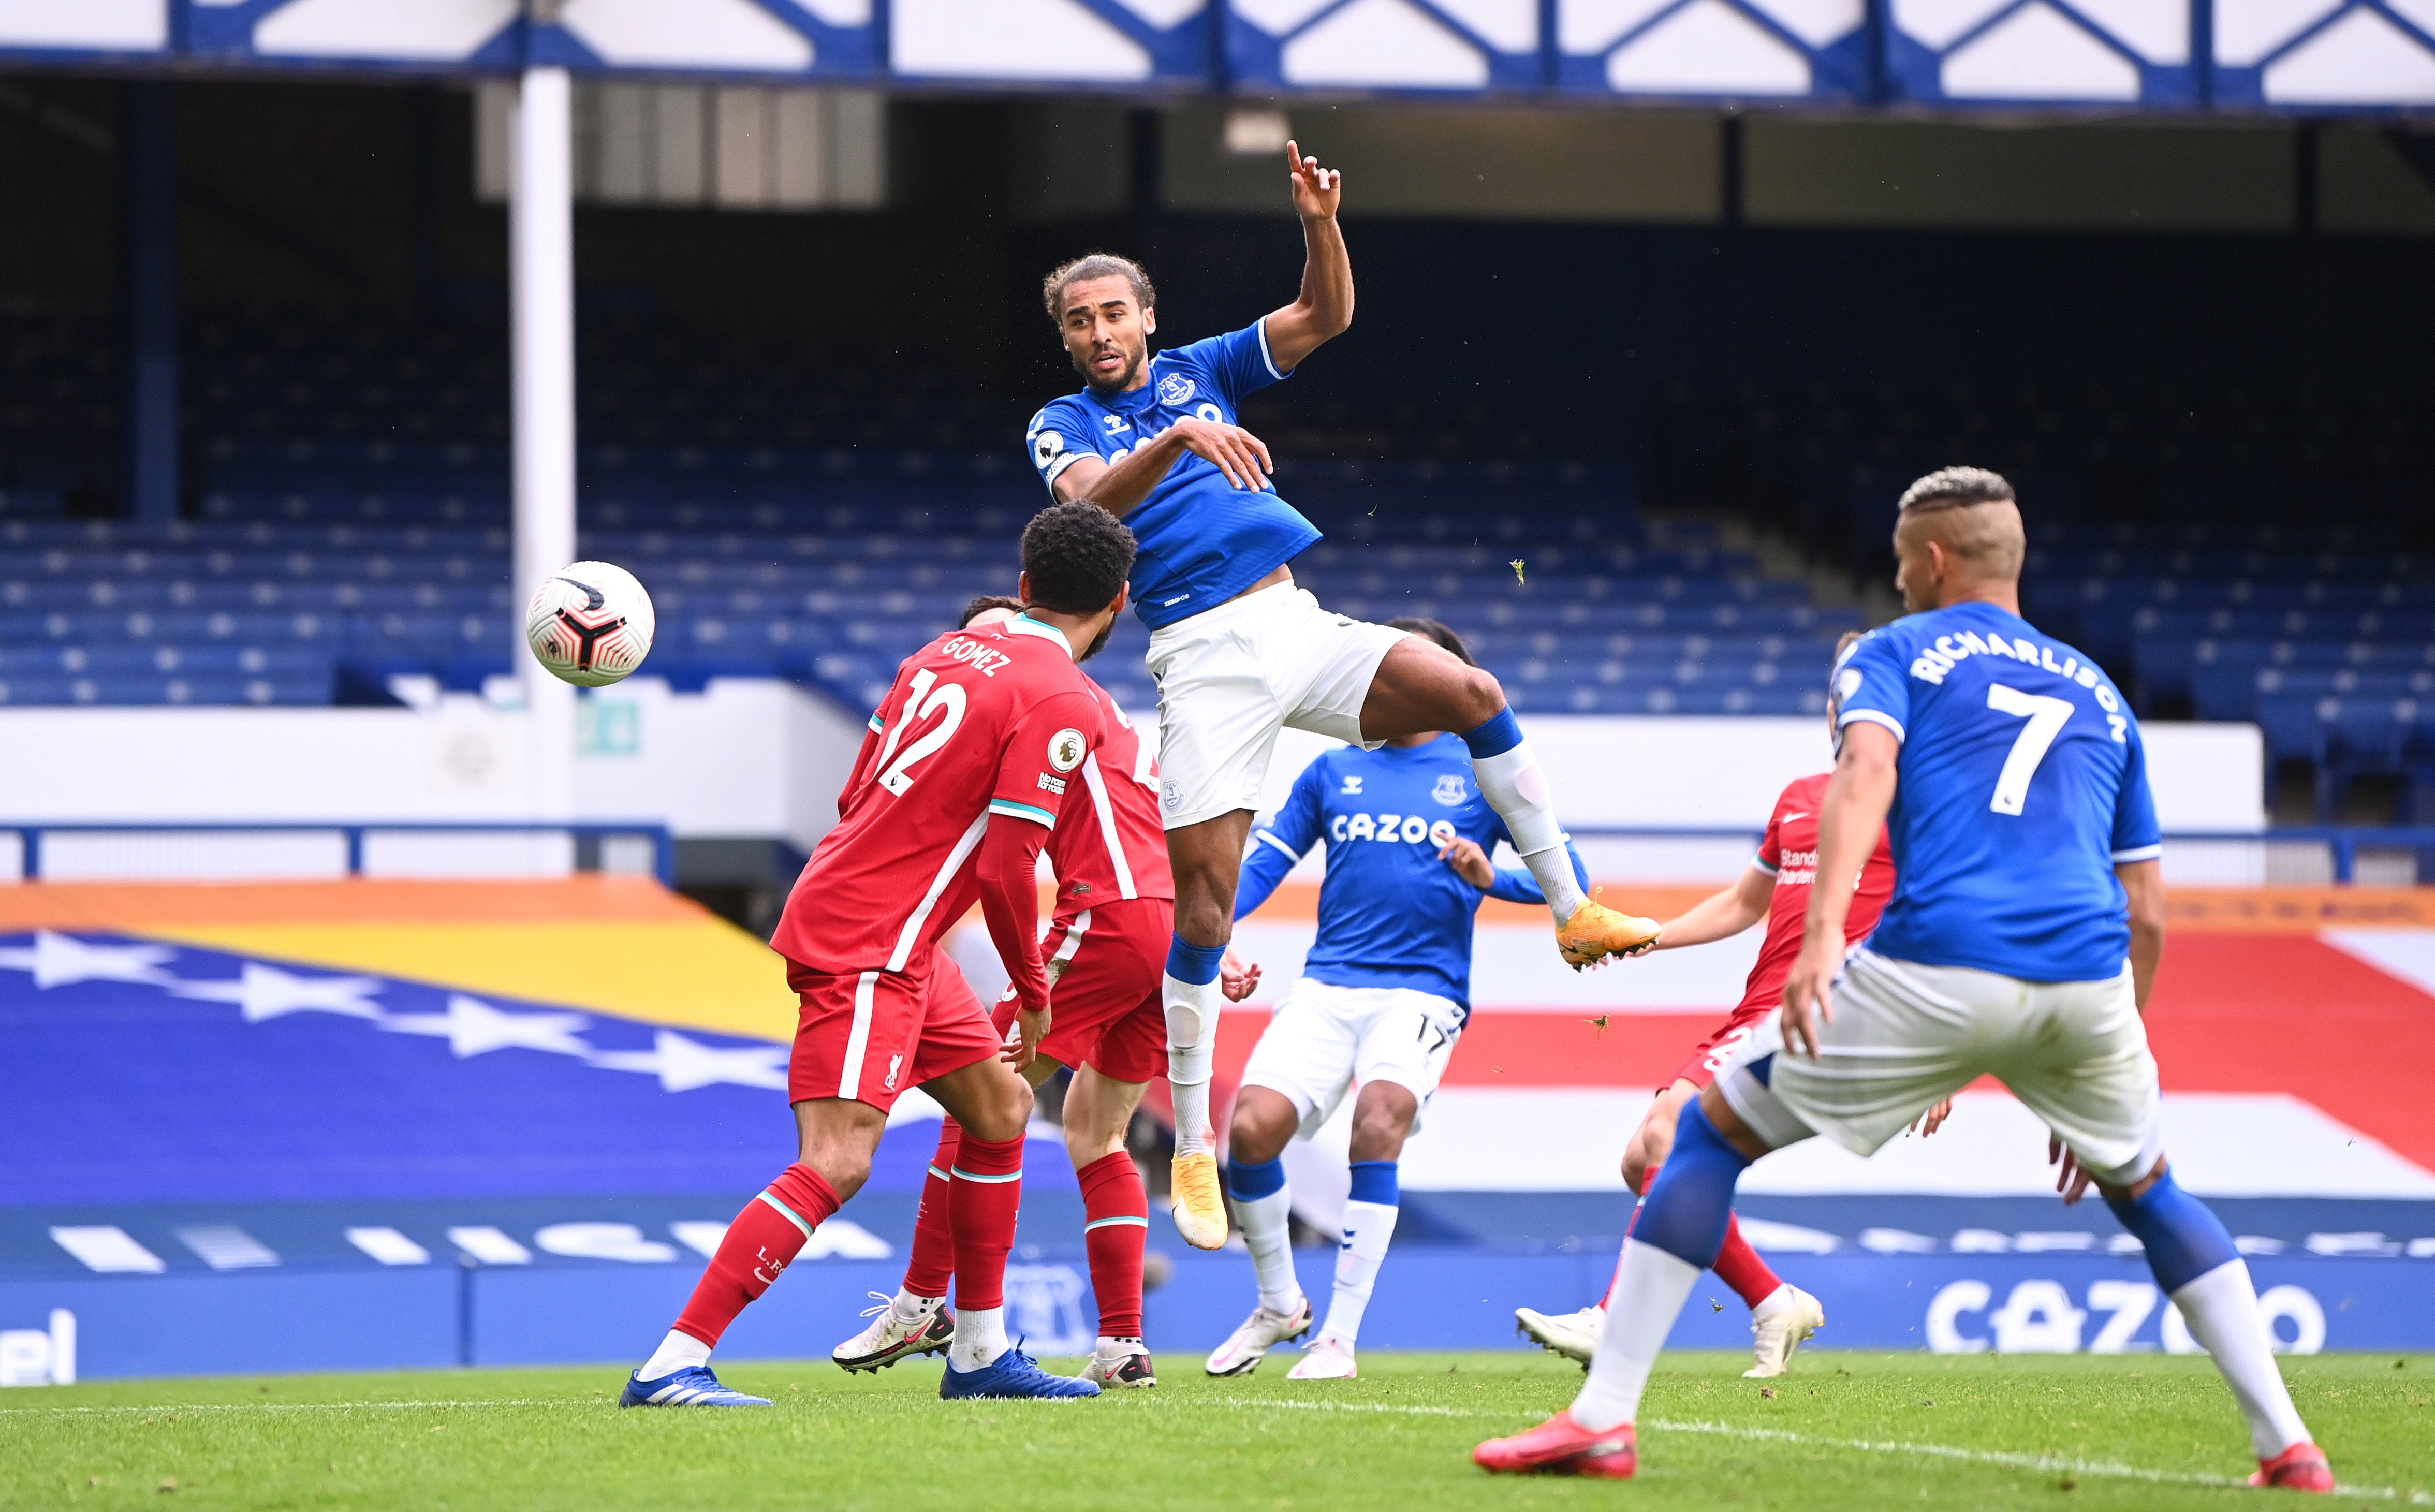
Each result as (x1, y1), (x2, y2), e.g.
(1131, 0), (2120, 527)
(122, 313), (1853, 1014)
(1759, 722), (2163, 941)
(0, 306), (1863, 720)
(11, 302), (2432, 812)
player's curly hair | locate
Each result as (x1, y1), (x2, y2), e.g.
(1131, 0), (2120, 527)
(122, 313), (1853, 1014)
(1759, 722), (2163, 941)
(959, 594), (1025, 629)
(1021, 502), (1136, 615)
(1042, 253), (1156, 324)
(1898, 466), (2015, 515)
(1388, 616), (1475, 667)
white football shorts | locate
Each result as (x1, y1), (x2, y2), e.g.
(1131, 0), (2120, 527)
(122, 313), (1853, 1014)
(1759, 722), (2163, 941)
(1145, 582), (1409, 831)
(1239, 977), (1465, 1141)
(1716, 947), (2164, 1188)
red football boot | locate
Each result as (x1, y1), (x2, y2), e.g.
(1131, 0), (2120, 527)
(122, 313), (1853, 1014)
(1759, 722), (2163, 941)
(1473, 1411), (1638, 1478)
(2250, 1442), (2335, 1493)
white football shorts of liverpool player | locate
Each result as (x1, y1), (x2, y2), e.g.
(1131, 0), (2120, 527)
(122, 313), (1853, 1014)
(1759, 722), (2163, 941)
(1145, 582), (1410, 831)
(1717, 947), (2165, 1186)
(1241, 978), (1467, 1141)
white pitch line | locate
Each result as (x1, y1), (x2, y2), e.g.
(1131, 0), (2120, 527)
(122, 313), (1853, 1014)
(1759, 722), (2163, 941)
(1212, 1398), (2425, 1503)
(0, 1399), (574, 1416)
(1207, 1397), (1494, 1419)
(7, 1391), (2425, 1503)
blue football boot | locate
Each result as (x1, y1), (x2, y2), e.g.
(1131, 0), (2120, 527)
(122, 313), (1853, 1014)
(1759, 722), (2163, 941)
(938, 1346), (1102, 1400)
(619, 1364), (773, 1408)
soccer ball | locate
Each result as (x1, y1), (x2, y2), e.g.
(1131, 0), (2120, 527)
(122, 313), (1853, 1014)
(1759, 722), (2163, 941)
(525, 560), (655, 687)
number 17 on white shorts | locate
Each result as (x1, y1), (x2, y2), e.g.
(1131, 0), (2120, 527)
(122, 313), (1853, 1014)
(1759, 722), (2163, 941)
(1240, 978), (1466, 1141)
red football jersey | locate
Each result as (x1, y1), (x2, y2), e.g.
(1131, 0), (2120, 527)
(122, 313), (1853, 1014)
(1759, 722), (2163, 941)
(771, 616), (1105, 976)
(1736, 771), (1898, 1016)
(1049, 680), (1174, 914)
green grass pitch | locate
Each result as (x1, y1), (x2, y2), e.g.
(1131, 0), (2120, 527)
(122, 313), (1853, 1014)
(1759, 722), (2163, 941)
(5, 1352), (2428, 1510)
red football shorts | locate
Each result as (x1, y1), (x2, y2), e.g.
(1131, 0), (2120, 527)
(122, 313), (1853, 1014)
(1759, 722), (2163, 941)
(787, 950), (1002, 1112)
(988, 898), (1171, 1084)
(1667, 1005), (1771, 1093)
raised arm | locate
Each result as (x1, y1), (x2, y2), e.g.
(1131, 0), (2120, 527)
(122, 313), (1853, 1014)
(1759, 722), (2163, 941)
(1261, 141), (1352, 373)
(1781, 721), (1899, 1057)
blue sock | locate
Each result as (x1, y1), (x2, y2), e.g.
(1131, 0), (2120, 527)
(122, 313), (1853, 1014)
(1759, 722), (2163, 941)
(2104, 1171), (2238, 1293)
(1346, 1160), (1398, 1206)
(1165, 935), (1223, 986)
(1228, 1156), (1286, 1202)
(1459, 708), (1523, 759)
(1632, 1099), (1752, 1269)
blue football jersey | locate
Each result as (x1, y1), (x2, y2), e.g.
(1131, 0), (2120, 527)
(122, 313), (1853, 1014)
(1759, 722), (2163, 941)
(1026, 321), (1322, 631)
(1233, 735), (1589, 1016)
(1833, 601), (2162, 982)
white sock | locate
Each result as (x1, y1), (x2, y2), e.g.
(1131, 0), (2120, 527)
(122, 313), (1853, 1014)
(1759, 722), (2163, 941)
(1467, 742), (1587, 920)
(1164, 972), (1216, 1156)
(2171, 1260), (2312, 1458)
(1321, 1198), (1398, 1345)
(1572, 1239), (1700, 1432)
(1236, 1186), (1302, 1314)
(948, 1303), (1007, 1372)
(638, 1328), (710, 1380)
(892, 1287), (942, 1318)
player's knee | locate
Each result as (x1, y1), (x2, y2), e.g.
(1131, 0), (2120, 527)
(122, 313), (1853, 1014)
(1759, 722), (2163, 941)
(1228, 1106), (1290, 1165)
(1621, 1143), (1651, 1196)
(1346, 1112), (1410, 1164)
(962, 1072), (1033, 1144)
(1454, 665), (1506, 729)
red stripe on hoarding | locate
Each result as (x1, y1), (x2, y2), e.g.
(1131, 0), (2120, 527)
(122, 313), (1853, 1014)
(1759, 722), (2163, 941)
(2145, 932), (2435, 1169)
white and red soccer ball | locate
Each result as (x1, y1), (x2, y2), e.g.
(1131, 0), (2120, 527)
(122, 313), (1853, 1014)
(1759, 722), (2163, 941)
(525, 560), (655, 687)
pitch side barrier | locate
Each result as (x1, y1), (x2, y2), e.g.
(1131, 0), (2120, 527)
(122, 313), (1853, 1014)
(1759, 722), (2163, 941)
(0, 821), (674, 888)
(2, 3), (2428, 118)
(2, 1231), (2429, 1382)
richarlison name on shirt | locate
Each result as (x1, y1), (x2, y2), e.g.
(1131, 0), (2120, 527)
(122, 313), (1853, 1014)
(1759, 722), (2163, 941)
(1902, 627), (2130, 741)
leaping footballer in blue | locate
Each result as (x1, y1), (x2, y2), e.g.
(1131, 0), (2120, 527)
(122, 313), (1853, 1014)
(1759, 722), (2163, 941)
(1022, 141), (1664, 1253)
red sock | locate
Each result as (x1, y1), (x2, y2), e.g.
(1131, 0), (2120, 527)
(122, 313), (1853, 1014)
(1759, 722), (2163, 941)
(902, 1121), (961, 1300)
(1077, 1151), (1148, 1339)
(673, 1163), (838, 1348)
(1712, 1212), (1783, 1310)
(947, 1133), (1024, 1312)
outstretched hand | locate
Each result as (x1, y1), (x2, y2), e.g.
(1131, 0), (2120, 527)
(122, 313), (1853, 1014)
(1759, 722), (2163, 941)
(1910, 1097), (1955, 1138)
(1221, 949), (1262, 1003)
(2048, 1132), (2094, 1206)
(1286, 139), (1341, 221)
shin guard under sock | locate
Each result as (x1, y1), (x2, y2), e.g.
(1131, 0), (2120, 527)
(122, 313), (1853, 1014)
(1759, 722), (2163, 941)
(1460, 709), (1587, 919)
(1078, 1151), (1150, 1339)
(673, 1163), (839, 1348)
(902, 1120), (960, 1300)
(947, 1133), (1024, 1313)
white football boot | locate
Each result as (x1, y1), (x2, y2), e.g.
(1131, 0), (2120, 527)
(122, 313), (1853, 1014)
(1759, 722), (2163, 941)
(1078, 1338), (1157, 1389)
(831, 1291), (953, 1373)
(1744, 1284), (1825, 1378)
(1515, 1304), (1602, 1367)
(1285, 1335), (1358, 1380)
(1202, 1296), (1314, 1377)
